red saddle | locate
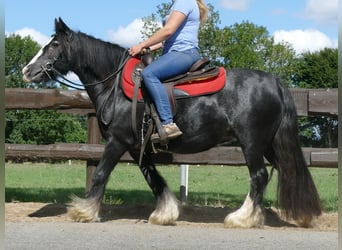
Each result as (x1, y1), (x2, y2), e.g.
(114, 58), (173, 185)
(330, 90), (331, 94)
(121, 57), (226, 101)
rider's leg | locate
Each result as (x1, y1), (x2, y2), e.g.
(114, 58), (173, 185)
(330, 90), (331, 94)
(142, 48), (200, 139)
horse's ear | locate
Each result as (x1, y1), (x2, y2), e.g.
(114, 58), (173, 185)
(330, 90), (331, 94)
(55, 17), (71, 35)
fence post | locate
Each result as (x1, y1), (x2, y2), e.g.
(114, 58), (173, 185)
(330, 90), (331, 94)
(180, 164), (189, 204)
(86, 113), (101, 194)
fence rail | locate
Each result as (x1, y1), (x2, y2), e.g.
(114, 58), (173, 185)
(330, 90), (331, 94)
(4, 143), (338, 167)
(5, 88), (338, 117)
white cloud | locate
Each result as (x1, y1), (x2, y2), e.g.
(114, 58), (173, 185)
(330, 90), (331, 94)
(273, 29), (337, 54)
(304, 0), (338, 25)
(8, 28), (50, 46)
(220, 0), (252, 11)
(107, 19), (144, 48)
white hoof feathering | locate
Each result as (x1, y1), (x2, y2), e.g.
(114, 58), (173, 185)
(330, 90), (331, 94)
(224, 194), (264, 228)
(296, 215), (313, 228)
(67, 195), (101, 222)
(149, 189), (179, 225)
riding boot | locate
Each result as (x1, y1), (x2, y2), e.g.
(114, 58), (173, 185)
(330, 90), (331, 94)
(151, 123), (183, 143)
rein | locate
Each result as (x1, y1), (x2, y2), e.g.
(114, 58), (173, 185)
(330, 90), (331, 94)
(41, 50), (130, 90)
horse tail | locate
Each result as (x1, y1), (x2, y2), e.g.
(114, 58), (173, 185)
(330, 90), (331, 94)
(272, 80), (321, 226)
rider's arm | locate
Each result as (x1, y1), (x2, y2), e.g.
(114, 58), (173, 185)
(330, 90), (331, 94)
(129, 11), (186, 56)
(150, 42), (163, 52)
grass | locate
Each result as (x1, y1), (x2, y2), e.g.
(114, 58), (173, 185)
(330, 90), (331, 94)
(5, 162), (338, 212)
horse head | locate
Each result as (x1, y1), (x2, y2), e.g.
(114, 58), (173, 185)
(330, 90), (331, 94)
(22, 17), (73, 83)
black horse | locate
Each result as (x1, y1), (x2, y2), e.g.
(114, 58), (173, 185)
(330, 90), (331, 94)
(22, 18), (321, 227)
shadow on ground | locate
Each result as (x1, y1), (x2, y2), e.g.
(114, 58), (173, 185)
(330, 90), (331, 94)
(7, 187), (296, 227)
(27, 202), (296, 228)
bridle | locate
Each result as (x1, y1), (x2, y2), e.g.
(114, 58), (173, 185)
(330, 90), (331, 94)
(40, 49), (130, 90)
(38, 34), (133, 126)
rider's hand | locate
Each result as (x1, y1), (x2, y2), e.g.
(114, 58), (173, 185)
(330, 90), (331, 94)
(129, 44), (144, 57)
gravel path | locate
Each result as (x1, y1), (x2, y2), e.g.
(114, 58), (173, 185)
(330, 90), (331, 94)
(6, 221), (338, 250)
(5, 203), (338, 250)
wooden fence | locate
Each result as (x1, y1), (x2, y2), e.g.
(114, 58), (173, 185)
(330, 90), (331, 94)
(4, 143), (338, 167)
(4, 88), (338, 191)
(5, 88), (338, 164)
(4, 87), (338, 116)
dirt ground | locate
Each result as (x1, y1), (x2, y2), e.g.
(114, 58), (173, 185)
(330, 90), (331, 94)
(5, 202), (337, 231)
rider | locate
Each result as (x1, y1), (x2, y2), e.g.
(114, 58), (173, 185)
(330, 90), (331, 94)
(129, 0), (208, 141)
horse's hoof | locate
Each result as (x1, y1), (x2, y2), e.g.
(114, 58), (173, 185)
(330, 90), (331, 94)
(224, 195), (264, 228)
(148, 209), (178, 225)
(68, 207), (101, 222)
(148, 192), (179, 225)
(224, 211), (264, 228)
(67, 195), (101, 223)
(295, 215), (313, 228)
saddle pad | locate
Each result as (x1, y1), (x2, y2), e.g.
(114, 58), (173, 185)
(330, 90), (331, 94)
(122, 57), (226, 101)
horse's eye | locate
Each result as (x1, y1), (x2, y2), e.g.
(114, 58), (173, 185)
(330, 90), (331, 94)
(51, 41), (59, 48)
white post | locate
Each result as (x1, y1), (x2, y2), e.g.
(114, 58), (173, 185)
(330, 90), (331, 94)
(180, 164), (189, 204)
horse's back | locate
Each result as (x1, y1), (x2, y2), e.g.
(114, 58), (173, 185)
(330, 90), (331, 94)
(223, 68), (284, 115)
(225, 68), (282, 93)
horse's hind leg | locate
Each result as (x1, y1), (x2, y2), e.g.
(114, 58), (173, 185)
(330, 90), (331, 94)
(130, 150), (179, 225)
(224, 148), (268, 228)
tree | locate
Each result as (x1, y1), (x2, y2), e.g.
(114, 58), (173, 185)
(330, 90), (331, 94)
(5, 34), (40, 88)
(292, 48), (338, 147)
(6, 110), (87, 144)
(5, 35), (87, 145)
(198, 3), (222, 64)
(219, 21), (296, 85)
(292, 48), (338, 89)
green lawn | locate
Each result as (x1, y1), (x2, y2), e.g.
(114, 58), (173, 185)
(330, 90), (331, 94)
(5, 162), (338, 212)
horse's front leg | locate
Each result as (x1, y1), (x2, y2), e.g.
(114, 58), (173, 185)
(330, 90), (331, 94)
(130, 150), (179, 225)
(68, 138), (125, 222)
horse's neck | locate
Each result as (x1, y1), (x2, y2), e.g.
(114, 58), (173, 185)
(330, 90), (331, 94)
(71, 36), (128, 108)
(73, 37), (123, 81)
(77, 63), (124, 111)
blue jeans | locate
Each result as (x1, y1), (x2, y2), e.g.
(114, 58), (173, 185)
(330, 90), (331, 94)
(142, 48), (200, 125)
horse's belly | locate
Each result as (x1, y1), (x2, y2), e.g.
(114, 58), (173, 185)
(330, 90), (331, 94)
(168, 126), (235, 154)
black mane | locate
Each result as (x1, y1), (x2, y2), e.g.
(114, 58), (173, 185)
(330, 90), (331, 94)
(55, 20), (128, 77)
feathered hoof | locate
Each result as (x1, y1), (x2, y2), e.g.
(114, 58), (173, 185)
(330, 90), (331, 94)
(224, 210), (264, 228)
(224, 194), (264, 228)
(295, 215), (313, 228)
(148, 206), (179, 225)
(67, 195), (101, 223)
(148, 190), (179, 225)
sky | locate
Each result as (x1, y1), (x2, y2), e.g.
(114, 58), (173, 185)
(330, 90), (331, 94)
(5, 0), (338, 55)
